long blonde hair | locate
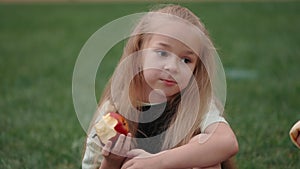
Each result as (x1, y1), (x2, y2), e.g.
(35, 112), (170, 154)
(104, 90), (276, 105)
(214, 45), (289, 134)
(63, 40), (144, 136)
(94, 4), (217, 151)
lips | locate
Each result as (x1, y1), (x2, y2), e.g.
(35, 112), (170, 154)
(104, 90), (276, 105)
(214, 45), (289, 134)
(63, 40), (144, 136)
(161, 78), (177, 86)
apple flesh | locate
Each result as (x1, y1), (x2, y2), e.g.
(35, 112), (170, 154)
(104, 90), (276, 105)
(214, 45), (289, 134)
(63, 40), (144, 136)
(94, 112), (129, 144)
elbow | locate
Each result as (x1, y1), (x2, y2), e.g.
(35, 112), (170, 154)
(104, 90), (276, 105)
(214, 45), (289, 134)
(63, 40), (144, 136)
(218, 123), (239, 157)
(231, 138), (239, 157)
(224, 132), (239, 157)
(205, 123), (239, 159)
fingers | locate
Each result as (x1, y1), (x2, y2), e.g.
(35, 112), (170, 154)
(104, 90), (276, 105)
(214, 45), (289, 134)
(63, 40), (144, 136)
(123, 133), (132, 152)
(290, 121), (300, 149)
(297, 135), (300, 145)
(104, 133), (132, 157)
(290, 128), (299, 139)
(112, 134), (125, 154)
(102, 141), (112, 156)
(290, 121), (300, 139)
(121, 159), (133, 169)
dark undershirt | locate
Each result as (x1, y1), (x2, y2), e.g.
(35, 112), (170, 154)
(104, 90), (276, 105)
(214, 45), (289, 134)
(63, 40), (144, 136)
(136, 102), (175, 153)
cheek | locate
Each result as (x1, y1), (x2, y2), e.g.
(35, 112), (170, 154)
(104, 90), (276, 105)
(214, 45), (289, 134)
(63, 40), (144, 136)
(142, 69), (157, 85)
(178, 67), (194, 88)
(179, 76), (191, 90)
(143, 60), (162, 70)
(142, 53), (155, 69)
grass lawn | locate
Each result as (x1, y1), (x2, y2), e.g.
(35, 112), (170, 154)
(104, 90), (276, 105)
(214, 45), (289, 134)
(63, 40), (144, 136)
(1, 1), (300, 168)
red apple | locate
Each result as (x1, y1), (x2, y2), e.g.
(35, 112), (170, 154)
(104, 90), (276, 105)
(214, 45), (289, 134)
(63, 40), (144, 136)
(108, 112), (129, 135)
(94, 111), (129, 144)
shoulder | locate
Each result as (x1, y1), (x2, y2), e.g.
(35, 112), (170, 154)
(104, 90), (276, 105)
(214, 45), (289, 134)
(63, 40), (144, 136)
(98, 100), (117, 115)
(200, 100), (228, 133)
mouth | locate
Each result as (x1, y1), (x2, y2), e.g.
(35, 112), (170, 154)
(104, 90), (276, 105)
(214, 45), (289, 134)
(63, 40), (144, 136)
(160, 78), (177, 86)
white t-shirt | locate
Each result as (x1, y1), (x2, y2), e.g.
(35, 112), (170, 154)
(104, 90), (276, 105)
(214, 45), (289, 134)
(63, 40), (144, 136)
(200, 101), (227, 133)
(82, 101), (228, 169)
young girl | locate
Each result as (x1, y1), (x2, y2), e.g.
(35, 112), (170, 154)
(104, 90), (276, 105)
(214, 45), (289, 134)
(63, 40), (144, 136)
(82, 5), (238, 169)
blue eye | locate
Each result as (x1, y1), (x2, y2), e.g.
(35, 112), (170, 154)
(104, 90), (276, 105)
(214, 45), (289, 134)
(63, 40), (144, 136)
(155, 50), (169, 57)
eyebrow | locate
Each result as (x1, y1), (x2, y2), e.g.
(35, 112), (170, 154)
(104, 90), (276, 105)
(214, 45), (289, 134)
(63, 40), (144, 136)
(183, 50), (195, 56)
(156, 42), (171, 49)
(156, 42), (196, 56)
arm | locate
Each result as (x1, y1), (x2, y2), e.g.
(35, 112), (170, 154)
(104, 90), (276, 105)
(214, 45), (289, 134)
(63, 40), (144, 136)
(82, 137), (103, 169)
(160, 122), (238, 168)
(122, 122), (238, 169)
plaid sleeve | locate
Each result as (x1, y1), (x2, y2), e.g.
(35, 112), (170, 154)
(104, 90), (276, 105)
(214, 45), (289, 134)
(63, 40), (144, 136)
(82, 136), (103, 169)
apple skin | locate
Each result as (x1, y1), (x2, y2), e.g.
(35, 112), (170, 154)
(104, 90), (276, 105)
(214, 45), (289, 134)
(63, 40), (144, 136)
(108, 112), (129, 135)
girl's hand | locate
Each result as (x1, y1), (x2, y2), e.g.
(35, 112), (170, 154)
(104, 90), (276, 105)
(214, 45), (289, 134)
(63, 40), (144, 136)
(121, 149), (165, 169)
(100, 133), (132, 169)
(127, 149), (153, 158)
(122, 149), (221, 169)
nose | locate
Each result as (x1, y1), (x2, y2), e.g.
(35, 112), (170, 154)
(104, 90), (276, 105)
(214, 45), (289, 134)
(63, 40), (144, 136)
(163, 55), (178, 73)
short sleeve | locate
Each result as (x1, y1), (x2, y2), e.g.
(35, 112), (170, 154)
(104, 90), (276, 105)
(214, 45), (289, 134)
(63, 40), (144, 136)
(200, 101), (228, 133)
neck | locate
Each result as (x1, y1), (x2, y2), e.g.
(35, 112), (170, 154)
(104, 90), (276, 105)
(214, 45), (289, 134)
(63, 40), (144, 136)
(142, 89), (169, 104)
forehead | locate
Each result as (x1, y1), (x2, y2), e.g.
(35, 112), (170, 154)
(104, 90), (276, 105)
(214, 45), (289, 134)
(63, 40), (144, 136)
(145, 15), (204, 55)
(145, 34), (198, 55)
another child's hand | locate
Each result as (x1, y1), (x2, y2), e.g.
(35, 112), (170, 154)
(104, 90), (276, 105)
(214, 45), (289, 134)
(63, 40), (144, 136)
(290, 121), (300, 149)
(101, 133), (132, 168)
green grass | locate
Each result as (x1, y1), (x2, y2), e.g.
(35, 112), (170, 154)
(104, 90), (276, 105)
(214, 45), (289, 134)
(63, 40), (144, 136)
(1, 1), (300, 169)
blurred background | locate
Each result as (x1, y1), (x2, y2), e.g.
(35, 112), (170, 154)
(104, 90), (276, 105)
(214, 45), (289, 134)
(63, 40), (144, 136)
(1, 0), (299, 168)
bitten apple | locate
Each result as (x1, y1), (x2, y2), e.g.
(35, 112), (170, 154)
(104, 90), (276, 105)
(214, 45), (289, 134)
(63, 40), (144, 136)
(109, 112), (129, 135)
(95, 112), (129, 144)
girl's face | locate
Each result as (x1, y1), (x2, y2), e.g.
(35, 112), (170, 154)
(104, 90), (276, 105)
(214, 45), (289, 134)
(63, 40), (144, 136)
(141, 34), (200, 103)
